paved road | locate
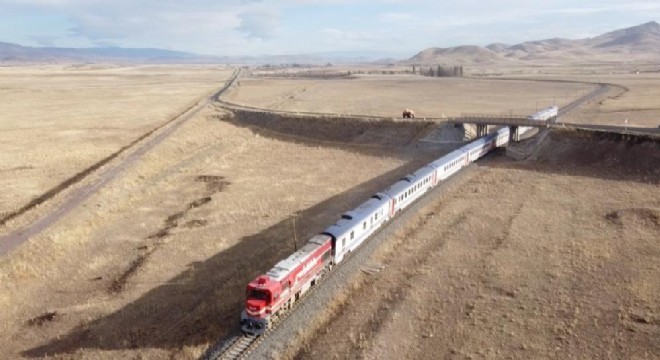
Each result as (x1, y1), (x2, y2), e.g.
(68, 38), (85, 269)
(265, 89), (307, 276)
(0, 70), (240, 256)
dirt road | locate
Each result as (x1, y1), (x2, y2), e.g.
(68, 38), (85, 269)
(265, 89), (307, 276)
(0, 71), (239, 256)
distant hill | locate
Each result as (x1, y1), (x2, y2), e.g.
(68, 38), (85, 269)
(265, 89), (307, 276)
(409, 45), (504, 65)
(0, 41), (407, 65)
(406, 21), (660, 65)
(3, 21), (659, 65)
(0, 42), (217, 64)
(585, 21), (660, 52)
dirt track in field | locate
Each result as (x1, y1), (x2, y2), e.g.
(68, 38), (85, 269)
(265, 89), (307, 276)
(0, 93), (453, 359)
(0, 71), (238, 256)
(1, 66), (659, 360)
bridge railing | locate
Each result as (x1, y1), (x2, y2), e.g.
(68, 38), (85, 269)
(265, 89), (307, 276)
(459, 113), (529, 120)
(452, 113), (549, 127)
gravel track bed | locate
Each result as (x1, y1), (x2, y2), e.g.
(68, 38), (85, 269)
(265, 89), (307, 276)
(248, 164), (480, 359)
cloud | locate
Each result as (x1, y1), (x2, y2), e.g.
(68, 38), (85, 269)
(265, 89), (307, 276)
(237, 6), (281, 39)
(0, 0), (657, 55)
(29, 35), (56, 46)
(546, 2), (660, 15)
(321, 28), (376, 42)
(379, 12), (414, 23)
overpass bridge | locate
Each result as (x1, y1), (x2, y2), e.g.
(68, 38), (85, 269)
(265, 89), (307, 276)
(449, 113), (555, 141)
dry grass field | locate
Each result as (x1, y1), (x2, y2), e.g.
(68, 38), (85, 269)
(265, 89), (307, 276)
(230, 67), (660, 128)
(0, 65), (233, 218)
(557, 73), (660, 127)
(468, 62), (660, 127)
(0, 63), (658, 360)
(0, 101), (435, 358)
(225, 75), (593, 118)
(296, 132), (660, 360)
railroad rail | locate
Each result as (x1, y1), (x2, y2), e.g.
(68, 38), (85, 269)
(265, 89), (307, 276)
(200, 247), (332, 359)
(202, 75), (657, 360)
(199, 163), (477, 360)
(203, 334), (259, 360)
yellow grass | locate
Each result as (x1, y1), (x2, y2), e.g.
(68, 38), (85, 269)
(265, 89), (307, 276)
(226, 74), (593, 118)
(0, 65), (233, 214)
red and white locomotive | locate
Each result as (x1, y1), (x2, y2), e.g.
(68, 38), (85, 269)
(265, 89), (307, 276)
(241, 234), (332, 333)
(241, 127), (511, 335)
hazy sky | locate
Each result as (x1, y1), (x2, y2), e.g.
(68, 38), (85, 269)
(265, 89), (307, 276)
(1, 0), (658, 56)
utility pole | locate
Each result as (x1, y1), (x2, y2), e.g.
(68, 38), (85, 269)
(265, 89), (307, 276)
(291, 215), (299, 252)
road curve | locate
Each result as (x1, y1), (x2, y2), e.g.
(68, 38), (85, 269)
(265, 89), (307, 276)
(0, 69), (240, 256)
(2, 72), (641, 257)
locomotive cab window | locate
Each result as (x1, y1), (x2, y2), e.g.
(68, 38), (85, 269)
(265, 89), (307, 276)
(248, 289), (270, 301)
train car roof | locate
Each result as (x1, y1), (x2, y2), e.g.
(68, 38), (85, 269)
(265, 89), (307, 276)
(497, 127), (510, 134)
(428, 149), (465, 169)
(405, 165), (435, 181)
(382, 179), (415, 198)
(324, 197), (387, 238)
(462, 137), (490, 151)
(266, 234), (330, 281)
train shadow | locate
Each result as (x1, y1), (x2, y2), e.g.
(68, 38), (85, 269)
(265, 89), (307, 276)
(23, 151), (443, 357)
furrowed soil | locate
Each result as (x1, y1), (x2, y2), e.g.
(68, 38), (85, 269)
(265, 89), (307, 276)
(0, 101), (440, 359)
(0, 65), (233, 220)
(1, 66), (658, 360)
(295, 131), (660, 360)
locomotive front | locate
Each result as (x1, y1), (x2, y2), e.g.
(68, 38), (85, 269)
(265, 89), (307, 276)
(241, 275), (279, 335)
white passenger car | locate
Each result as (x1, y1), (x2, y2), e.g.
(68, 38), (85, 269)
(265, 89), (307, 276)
(495, 127), (510, 147)
(429, 149), (467, 182)
(380, 167), (434, 216)
(322, 195), (391, 264)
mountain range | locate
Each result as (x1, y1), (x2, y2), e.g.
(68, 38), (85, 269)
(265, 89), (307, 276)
(0, 42), (219, 64)
(408, 21), (660, 65)
(1, 21), (659, 65)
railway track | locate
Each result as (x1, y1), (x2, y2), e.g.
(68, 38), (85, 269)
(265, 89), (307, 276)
(200, 76), (620, 360)
(202, 334), (259, 360)
(199, 164), (482, 360)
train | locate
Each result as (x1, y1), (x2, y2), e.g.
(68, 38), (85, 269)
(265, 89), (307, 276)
(240, 127), (511, 335)
(519, 105), (559, 137)
(527, 105), (558, 121)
